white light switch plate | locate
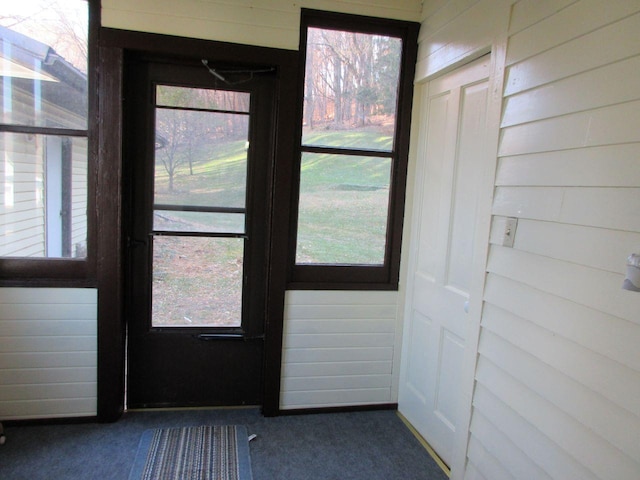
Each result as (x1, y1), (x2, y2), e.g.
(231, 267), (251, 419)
(502, 217), (518, 247)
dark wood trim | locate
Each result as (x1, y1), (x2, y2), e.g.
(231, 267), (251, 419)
(0, 0), (99, 286)
(288, 10), (420, 290)
(300, 145), (393, 158)
(277, 403), (398, 416)
(95, 27), (298, 418)
(388, 18), (419, 289)
(96, 43), (126, 422)
(100, 27), (295, 67)
(0, 258), (89, 285)
(261, 49), (299, 416)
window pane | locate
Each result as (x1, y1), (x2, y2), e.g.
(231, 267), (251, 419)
(0, 132), (87, 257)
(296, 152), (391, 265)
(157, 85), (250, 113)
(0, 1), (88, 129)
(152, 236), (243, 327)
(154, 107), (249, 209)
(153, 210), (245, 234)
(302, 28), (401, 151)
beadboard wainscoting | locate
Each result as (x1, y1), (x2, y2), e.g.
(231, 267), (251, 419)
(0, 288), (97, 420)
(280, 290), (401, 410)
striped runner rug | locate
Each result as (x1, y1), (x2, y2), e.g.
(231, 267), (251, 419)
(129, 425), (253, 480)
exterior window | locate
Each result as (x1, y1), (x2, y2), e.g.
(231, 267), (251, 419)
(0, 1), (89, 261)
(291, 11), (418, 289)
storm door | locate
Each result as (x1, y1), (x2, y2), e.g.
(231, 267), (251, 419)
(124, 58), (275, 408)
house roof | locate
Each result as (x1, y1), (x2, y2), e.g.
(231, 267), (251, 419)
(0, 25), (86, 91)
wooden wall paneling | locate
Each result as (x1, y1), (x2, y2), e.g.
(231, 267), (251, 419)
(487, 246), (640, 323)
(495, 144), (640, 187)
(504, 12), (640, 93)
(417, 0), (479, 40)
(479, 327), (640, 462)
(465, 435), (516, 480)
(415, 0), (511, 80)
(284, 318), (395, 334)
(499, 100), (640, 156)
(102, 0), (422, 50)
(462, 463), (489, 480)
(281, 388), (392, 408)
(475, 355), (640, 479)
(284, 333), (395, 349)
(0, 288), (97, 420)
(282, 374), (392, 392)
(469, 412), (551, 480)
(492, 186), (640, 231)
(502, 55), (640, 127)
(0, 367), (96, 385)
(282, 360), (392, 377)
(507, 0), (577, 36)
(507, 0), (640, 65)
(280, 290), (398, 409)
(472, 383), (599, 480)
(283, 346), (392, 363)
(481, 304), (640, 418)
(484, 273), (640, 372)
(492, 219), (640, 274)
(0, 399), (98, 420)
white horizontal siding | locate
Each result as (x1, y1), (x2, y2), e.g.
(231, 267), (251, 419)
(280, 290), (399, 410)
(466, 1), (640, 479)
(506, 0), (639, 64)
(495, 144), (640, 187)
(414, 1), (640, 479)
(415, 0), (512, 80)
(504, 11), (640, 95)
(478, 323), (640, 461)
(0, 288), (97, 420)
(101, 0), (423, 50)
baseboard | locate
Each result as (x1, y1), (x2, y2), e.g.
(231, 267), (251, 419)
(396, 412), (451, 477)
(276, 403), (398, 416)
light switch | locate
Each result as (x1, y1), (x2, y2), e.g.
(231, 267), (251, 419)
(502, 217), (518, 248)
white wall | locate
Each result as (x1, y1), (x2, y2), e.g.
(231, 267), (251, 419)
(0, 0), (423, 421)
(0, 288), (97, 420)
(102, 0), (424, 411)
(280, 290), (401, 409)
(102, 0), (423, 50)
(411, 0), (640, 479)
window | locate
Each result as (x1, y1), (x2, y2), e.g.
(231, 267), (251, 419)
(0, 0), (94, 281)
(290, 10), (419, 289)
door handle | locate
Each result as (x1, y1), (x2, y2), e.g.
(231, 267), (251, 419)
(464, 300), (469, 313)
(197, 333), (243, 340)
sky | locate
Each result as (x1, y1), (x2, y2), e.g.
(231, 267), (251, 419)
(1, 0), (88, 71)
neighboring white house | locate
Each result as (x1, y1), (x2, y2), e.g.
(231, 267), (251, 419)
(0, 26), (88, 258)
(0, 1), (639, 479)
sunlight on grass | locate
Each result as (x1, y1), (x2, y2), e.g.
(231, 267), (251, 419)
(153, 128), (394, 266)
(297, 132), (393, 265)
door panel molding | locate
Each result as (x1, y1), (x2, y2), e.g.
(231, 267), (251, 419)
(398, 55), (491, 466)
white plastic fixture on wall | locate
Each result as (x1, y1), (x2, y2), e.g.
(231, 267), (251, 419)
(622, 253), (640, 291)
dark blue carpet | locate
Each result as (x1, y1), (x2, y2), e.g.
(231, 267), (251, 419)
(0, 409), (448, 480)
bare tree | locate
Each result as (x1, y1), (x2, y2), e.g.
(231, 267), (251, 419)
(304, 28), (401, 132)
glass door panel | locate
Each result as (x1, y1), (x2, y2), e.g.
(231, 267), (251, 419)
(151, 84), (251, 329)
(152, 236), (244, 327)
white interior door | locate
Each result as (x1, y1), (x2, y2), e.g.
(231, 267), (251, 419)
(399, 56), (490, 466)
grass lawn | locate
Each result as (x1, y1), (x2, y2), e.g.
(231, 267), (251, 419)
(152, 129), (392, 324)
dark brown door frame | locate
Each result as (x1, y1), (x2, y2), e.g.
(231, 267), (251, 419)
(96, 28), (299, 421)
